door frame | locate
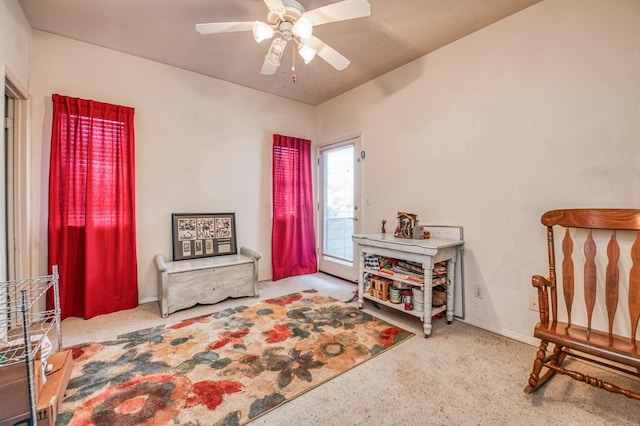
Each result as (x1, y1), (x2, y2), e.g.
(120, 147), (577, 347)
(317, 133), (363, 282)
(4, 70), (30, 281)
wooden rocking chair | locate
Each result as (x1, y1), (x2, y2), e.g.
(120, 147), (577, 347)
(524, 209), (640, 400)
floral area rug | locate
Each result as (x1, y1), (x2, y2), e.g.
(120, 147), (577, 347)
(57, 290), (414, 425)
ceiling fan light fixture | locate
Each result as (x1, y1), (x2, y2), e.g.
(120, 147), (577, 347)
(253, 21), (274, 43)
(298, 43), (317, 64)
(292, 16), (313, 39)
(266, 37), (287, 66)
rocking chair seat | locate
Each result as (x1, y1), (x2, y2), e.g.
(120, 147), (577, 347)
(534, 322), (640, 370)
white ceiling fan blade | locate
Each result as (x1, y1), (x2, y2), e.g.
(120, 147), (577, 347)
(263, 0), (286, 16)
(195, 22), (253, 35)
(260, 57), (278, 75)
(306, 36), (350, 71)
(303, 0), (371, 26)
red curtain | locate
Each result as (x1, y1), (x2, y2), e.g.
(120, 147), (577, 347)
(271, 134), (317, 280)
(48, 94), (138, 319)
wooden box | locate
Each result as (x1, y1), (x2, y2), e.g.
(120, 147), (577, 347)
(36, 349), (74, 426)
(0, 349), (73, 426)
(0, 346), (43, 426)
(369, 276), (392, 301)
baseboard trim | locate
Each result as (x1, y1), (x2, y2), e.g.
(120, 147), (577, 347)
(457, 318), (538, 346)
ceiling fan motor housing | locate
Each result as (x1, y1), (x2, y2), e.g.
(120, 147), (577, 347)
(267, 0), (305, 26)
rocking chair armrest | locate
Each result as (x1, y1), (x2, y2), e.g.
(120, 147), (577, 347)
(532, 274), (553, 289)
(531, 274), (552, 325)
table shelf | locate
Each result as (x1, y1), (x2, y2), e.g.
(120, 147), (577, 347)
(362, 293), (446, 319)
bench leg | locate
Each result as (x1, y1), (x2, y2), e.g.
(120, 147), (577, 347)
(524, 341), (565, 394)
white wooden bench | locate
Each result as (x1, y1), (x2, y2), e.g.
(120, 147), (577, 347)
(154, 247), (261, 317)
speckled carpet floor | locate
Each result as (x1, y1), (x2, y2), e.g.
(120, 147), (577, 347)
(61, 273), (640, 425)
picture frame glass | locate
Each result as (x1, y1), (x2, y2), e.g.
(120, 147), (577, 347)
(172, 213), (237, 260)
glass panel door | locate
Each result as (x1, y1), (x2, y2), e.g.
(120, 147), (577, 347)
(318, 137), (360, 281)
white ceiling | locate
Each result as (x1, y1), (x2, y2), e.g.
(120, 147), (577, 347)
(18, 0), (542, 106)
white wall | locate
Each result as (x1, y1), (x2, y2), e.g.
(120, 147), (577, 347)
(317, 0), (640, 343)
(0, 0), (31, 86)
(0, 0), (31, 282)
(28, 31), (316, 302)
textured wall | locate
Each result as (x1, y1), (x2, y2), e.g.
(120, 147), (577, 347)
(317, 0), (640, 343)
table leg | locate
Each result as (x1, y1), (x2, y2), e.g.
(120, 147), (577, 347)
(446, 257), (456, 323)
(357, 247), (364, 309)
(423, 263), (434, 337)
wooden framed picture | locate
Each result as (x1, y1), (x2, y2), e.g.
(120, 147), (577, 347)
(171, 213), (237, 261)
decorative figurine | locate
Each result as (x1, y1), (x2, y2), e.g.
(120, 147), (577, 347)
(381, 219), (386, 233)
(394, 212), (418, 239)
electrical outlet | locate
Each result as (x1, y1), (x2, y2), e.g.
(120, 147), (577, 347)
(529, 294), (539, 312)
(474, 284), (483, 298)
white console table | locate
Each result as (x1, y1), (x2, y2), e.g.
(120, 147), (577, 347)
(154, 247), (261, 317)
(353, 233), (464, 337)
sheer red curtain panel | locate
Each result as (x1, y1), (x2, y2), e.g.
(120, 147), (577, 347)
(48, 94), (138, 319)
(271, 134), (318, 280)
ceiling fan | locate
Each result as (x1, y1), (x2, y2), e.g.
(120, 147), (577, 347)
(196, 0), (371, 76)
